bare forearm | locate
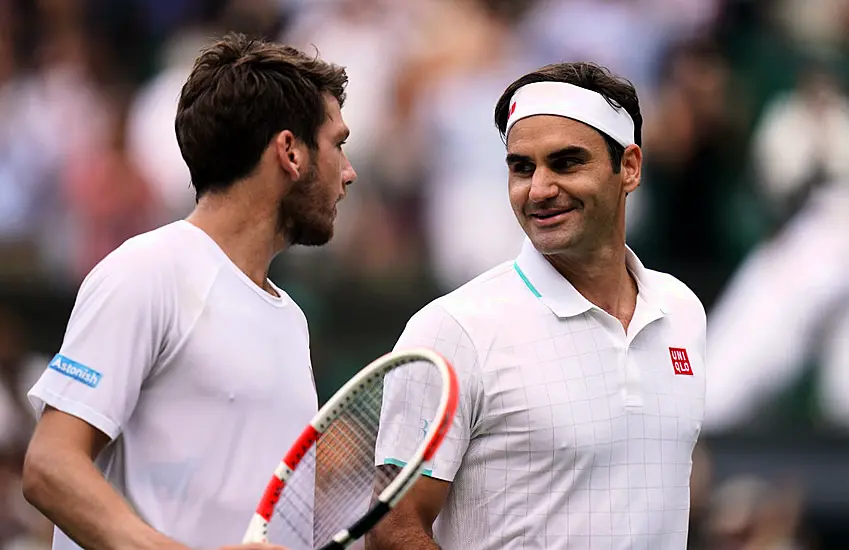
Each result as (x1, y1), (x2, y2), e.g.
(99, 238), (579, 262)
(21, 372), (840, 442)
(365, 518), (439, 549)
(364, 472), (448, 550)
(23, 447), (187, 550)
(367, 531), (439, 549)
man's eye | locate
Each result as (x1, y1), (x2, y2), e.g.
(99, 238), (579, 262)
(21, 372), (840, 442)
(511, 162), (534, 175)
(551, 158), (580, 172)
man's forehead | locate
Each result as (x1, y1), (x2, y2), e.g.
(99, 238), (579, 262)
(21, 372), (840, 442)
(320, 96), (348, 136)
(320, 92), (339, 119)
(328, 115), (349, 138)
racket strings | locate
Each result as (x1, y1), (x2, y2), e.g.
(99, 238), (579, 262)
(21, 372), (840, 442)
(269, 448), (317, 549)
(314, 388), (393, 542)
(267, 377), (400, 549)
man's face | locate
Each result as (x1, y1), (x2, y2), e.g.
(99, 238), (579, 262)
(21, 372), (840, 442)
(280, 95), (356, 246)
(506, 115), (632, 256)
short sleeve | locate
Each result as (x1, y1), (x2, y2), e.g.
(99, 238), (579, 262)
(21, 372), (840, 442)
(374, 303), (480, 482)
(27, 250), (171, 440)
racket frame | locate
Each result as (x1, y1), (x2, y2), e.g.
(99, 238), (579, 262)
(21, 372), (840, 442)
(242, 347), (459, 548)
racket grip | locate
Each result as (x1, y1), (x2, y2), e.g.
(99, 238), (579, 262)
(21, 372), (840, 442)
(242, 513), (268, 544)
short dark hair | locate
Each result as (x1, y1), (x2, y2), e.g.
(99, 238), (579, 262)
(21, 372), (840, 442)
(494, 62), (642, 173)
(175, 33), (348, 198)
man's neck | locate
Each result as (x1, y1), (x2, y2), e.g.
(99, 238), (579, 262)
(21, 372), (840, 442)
(545, 242), (638, 330)
(186, 191), (285, 294)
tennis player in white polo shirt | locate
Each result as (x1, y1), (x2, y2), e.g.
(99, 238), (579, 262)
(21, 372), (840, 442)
(368, 62), (707, 550)
(21, 34), (355, 550)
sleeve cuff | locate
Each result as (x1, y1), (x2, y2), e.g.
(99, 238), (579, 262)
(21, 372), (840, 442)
(379, 457), (455, 482)
(28, 387), (121, 441)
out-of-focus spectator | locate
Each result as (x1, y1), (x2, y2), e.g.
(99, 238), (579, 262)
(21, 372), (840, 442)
(125, 30), (206, 221)
(0, 309), (44, 455)
(688, 442), (715, 549)
(0, 1), (109, 245)
(773, 0), (849, 57)
(0, 308), (50, 550)
(1, 0), (114, 284)
(285, 0), (414, 178)
(752, 66), (849, 223)
(704, 183), (849, 432)
(388, 0), (539, 289)
(704, 66), (849, 433)
(1, 451), (53, 550)
(62, 93), (162, 282)
(520, 0), (721, 96)
(702, 475), (809, 550)
(281, 0), (422, 269)
(633, 36), (751, 310)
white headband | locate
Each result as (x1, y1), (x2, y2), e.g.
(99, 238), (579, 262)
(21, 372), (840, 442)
(505, 81), (635, 147)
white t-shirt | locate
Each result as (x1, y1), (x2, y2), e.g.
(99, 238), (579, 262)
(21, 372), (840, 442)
(375, 239), (706, 550)
(28, 220), (318, 550)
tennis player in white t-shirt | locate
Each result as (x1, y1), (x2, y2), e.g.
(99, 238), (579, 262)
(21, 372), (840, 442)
(21, 34), (356, 550)
(369, 62), (707, 549)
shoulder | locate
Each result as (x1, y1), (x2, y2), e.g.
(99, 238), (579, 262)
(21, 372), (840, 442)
(87, 223), (183, 277)
(401, 261), (531, 348)
(81, 222), (222, 298)
(646, 269), (706, 327)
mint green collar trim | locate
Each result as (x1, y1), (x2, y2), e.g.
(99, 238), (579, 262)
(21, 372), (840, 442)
(513, 261), (542, 298)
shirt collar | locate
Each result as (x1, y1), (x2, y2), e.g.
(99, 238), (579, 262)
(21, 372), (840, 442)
(513, 238), (668, 318)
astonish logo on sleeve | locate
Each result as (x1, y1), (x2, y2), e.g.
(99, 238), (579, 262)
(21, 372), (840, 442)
(48, 354), (103, 388)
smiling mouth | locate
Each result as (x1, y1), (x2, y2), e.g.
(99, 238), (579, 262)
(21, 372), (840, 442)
(530, 208), (574, 220)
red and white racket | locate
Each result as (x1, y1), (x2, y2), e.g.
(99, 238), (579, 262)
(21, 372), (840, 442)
(242, 347), (459, 549)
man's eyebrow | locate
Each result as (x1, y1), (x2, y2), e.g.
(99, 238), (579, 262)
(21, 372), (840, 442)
(506, 146), (589, 165)
(505, 153), (531, 165)
(546, 146), (590, 163)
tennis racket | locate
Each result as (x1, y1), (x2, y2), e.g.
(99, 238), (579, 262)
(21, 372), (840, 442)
(242, 347), (459, 549)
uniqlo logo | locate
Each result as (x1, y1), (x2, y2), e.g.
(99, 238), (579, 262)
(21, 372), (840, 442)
(669, 347), (692, 375)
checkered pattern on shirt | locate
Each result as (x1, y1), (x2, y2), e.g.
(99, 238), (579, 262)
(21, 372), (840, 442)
(375, 261), (706, 550)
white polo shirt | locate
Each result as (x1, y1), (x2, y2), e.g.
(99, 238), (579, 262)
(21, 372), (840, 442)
(375, 239), (706, 550)
(27, 220), (318, 550)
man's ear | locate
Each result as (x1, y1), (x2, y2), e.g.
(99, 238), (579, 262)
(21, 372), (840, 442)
(621, 144), (642, 195)
(275, 130), (306, 181)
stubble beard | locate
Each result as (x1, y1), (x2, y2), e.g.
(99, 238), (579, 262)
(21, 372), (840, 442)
(278, 160), (335, 247)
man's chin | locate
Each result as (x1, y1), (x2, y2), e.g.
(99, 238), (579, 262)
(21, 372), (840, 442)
(527, 231), (578, 256)
(291, 225), (334, 247)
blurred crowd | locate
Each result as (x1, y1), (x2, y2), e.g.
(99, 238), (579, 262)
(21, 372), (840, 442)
(2, 0), (849, 548)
